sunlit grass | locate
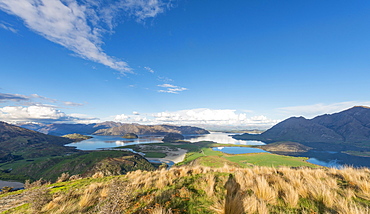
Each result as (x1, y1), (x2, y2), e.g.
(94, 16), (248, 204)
(10, 165), (368, 214)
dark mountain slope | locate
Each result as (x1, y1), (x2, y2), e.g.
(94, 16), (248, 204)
(311, 106), (370, 142)
(257, 117), (343, 143)
(0, 121), (75, 162)
(234, 106), (370, 146)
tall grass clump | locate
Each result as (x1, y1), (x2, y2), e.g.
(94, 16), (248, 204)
(13, 165), (369, 214)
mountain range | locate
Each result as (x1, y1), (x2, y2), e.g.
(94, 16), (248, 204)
(19, 122), (122, 136)
(93, 124), (209, 135)
(19, 122), (209, 136)
(234, 106), (370, 148)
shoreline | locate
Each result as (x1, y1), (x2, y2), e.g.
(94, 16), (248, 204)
(146, 148), (188, 165)
(0, 180), (24, 189)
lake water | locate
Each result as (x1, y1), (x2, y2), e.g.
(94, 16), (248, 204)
(65, 132), (265, 150)
(65, 132), (370, 168)
(307, 158), (342, 168)
(66, 135), (164, 150)
(301, 150), (370, 168)
(0, 180), (23, 190)
(187, 132), (266, 145)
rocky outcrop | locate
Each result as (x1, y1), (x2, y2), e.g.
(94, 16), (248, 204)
(122, 133), (138, 139)
(62, 133), (93, 142)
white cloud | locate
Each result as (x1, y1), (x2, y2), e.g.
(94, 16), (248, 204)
(0, 105), (96, 123)
(30, 94), (57, 103)
(0, 91), (85, 107)
(118, 0), (167, 22)
(158, 84), (176, 88)
(114, 113), (148, 122)
(144, 66), (154, 73)
(63, 101), (84, 107)
(158, 84), (188, 94)
(68, 113), (101, 124)
(0, 93), (29, 102)
(152, 109), (277, 126)
(158, 76), (173, 82)
(278, 101), (370, 119)
(0, 0), (168, 73)
(0, 105), (67, 121)
(0, 22), (17, 33)
(113, 108), (278, 128)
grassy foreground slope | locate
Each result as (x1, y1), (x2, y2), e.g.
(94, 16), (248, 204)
(0, 151), (155, 182)
(1, 165), (370, 213)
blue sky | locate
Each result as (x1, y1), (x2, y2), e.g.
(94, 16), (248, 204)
(1, 0), (370, 128)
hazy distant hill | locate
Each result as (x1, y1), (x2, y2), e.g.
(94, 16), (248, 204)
(19, 122), (209, 136)
(0, 121), (75, 162)
(234, 106), (370, 146)
(19, 122), (123, 136)
(93, 124), (210, 135)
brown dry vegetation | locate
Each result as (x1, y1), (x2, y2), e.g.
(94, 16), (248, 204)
(3, 165), (370, 214)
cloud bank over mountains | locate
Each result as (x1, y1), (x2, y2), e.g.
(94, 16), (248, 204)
(277, 101), (370, 119)
(0, 105), (99, 124)
(0, 92), (92, 123)
(114, 108), (279, 128)
(0, 0), (169, 73)
(1, 91), (370, 129)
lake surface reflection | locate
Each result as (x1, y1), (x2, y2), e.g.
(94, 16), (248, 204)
(0, 180), (23, 189)
(66, 132), (266, 150)
(300, 150), (370, 168)
(187, 132), (266, 145)
(307, 158), (342, 168)
(66, 135), (164, 150)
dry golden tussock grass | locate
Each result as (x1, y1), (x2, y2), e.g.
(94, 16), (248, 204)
(253, 176), (277, 204)
(56, 172), (70, 183)
(148, 204), (173, 214)
(23, 165), (370, 214)
(78, 183), (104, 208)
(92, 171), (105, 178)
(204, 173), (216, 197)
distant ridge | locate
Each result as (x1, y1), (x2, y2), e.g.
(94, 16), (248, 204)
(19, 122), (210, 136)
(93, 124), (210, 136)
(234, 106), (370, 145)
(19, 121), (122, 136)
